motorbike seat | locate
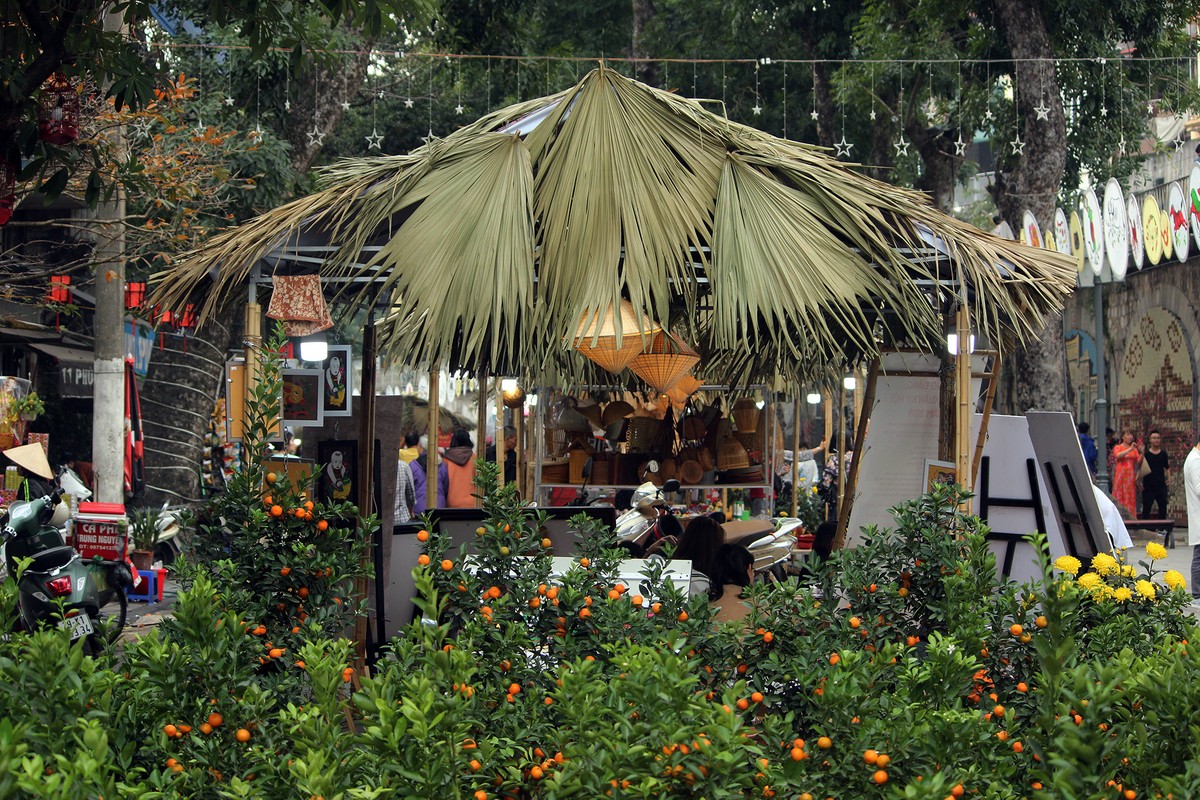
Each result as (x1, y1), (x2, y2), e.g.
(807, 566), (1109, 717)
(15, 546), (77, 575)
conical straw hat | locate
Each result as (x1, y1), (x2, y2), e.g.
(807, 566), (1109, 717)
(5, 443), (53, 479)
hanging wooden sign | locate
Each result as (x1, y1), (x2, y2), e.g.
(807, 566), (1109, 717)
(1127, 194), (1144, 271)
(1081, 187), (1105, 276)
(1143, 193), (1163, 265)
(1168, 181), (1189, 263)
(1102, 179), (1129, 281)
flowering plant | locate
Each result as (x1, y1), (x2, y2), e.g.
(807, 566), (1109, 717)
(1052, 544), (1190, 658)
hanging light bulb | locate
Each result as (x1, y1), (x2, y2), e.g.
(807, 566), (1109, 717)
(843, 375), (856, 391)
(806, 392), (821, 405)
(946, 332), (976, 353)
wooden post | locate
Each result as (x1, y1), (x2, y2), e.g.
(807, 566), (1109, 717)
(971, 353), (1001, 488)
(834, 359), (880, 550)
(791, 392), (801, 518)
(955, 305), (972, 507)
(476, 369), (489, 463)
(853, 367), (864, 431)
(496, 387), (505, 474)
(514, 406), (524, 497)
(837, 380), (847, 508)
(426, 369), (440, 512)
(353, 312), (377, 672)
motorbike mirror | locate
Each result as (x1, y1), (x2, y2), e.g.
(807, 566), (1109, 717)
(662, 478), (681, 494)
(645, 460), (659, 474)
(582, 457), (593, 478)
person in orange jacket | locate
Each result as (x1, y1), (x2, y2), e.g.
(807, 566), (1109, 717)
(438, 429), (479, 508)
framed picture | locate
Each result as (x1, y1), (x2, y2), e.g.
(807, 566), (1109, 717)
(321, 346), (352, 417)
(317, 439), (357, 504)
(924, 459), (957, 493)
(282, 369), (323, 427)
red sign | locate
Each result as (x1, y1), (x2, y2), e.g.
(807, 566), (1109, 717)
(73, 518), (127, 561)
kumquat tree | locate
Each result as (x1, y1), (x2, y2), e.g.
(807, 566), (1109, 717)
(1, 328), (1198, 799)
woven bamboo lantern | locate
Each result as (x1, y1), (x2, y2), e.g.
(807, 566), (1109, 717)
(572, 300), (661, 374)
(628, 332), (700, 393)
(667, 374), (703, 405)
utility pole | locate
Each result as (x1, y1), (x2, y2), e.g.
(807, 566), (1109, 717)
(92, 7), (126, 503)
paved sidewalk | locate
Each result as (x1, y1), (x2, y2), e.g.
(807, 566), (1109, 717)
(118, 572), (179, 644)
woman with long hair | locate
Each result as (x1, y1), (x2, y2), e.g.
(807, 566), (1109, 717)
(1111, 430), (1141, 514)
(710, 543), (755, 624)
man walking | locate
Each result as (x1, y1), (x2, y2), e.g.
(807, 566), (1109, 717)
(1141, 430), (1170, 519)
(1185, 437), (1200, 600)
(1078, 422), (1098, 475)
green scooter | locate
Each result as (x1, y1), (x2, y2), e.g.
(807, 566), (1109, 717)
(1, 489), (131, 653)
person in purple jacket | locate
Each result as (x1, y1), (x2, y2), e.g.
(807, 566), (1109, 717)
(403, 431), (427, 516)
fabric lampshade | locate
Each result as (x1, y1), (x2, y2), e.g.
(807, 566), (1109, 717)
(573, 300), (661, 374)
(628, 332), (700, 393)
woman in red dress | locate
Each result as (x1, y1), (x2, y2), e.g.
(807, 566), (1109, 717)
(1111, 431), (1142, 514)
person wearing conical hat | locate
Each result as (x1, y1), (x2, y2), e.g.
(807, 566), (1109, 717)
(4, 443), (57, 502)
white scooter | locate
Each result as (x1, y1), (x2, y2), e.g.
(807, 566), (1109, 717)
(614, 462), (683, 547)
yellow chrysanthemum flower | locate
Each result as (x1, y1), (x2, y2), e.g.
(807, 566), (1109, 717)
(1145, 542), (1168, 561)
(1091, 553), (1118, 576)
(1054, 555), (1082, 576)
(1120, 564), (1137, 579)
(1164, 570), (1187, 591)
(1135, 580), (1157, 600)
(1113, 586), (1133, 603)
(1076, 573), (1102, 590)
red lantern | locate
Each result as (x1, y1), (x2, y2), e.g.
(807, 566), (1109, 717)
(125, 281), (146, 309)
(38, 73), (80, 145)
(0, 160), (16, 227)
(48, 276), (71, 304)
(178, 304), (196, 330)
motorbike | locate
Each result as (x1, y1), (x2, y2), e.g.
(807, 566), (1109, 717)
(614, 463), (684, 548)
(1, 489), (132, 653)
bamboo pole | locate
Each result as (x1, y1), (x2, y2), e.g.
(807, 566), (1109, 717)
(955, 305), (972, 508)
(426, 369), (440, 512)
(834, 359), (880, 550)
(971, 353), (1001, 488)
(353, 312), (377, 673)
(514, 406), (524, 497)
(791, 392), (801, 518)
(496, 386), (505, 477)
(853, 367), (864, 430)
(837, 380), (847, 509)
(476, 370), (489, 463)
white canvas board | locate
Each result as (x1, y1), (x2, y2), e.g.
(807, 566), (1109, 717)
(1026, 411), (1110, 561)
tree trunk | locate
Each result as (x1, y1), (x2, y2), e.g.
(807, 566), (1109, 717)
(811, 62), (836, 149)
(911, 126), (960, 213)
(140, 303), (237, 505)
(990, 0), (1069, 412)
(286, 47), (371, 175)
(630, 0), (658, 87)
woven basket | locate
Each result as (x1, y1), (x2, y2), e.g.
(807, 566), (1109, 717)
(732, 398), (760, 433)
(602, 400), (634, 425)
(679, 459), (704, 485)
(680, 415), (706, 441)
(716, 438), (750, 471)
(626, 417), (662, 451)
(697, 446), (715, 471)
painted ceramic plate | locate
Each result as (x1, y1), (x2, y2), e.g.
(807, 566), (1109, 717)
(1143, 193), (1162, 265)
(1021, 209), (1043, 249)
(1127, 194), (1144, 271)
(1169, 181), (1189, 263)
(1069, 210), (1085, 273)
(1161, 209), (1172, 260)
(1190, 162), (1200, 253)
(1054, 207), (1072, 257)
(1081, 186), (1105, 275)
(1103, 179), (1128, 280)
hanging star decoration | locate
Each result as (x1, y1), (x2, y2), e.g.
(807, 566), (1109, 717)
(1100, 105), (1107, 117)
(869, 109), (876, 121)
(404, 97), (415, 109)
(455, 103), (465, 115)
(810, 108), (819, 121)
(1118, 136), (1127, 156)
(341, 101), (351, 111)
(250, 124), (265, 141)
(1175, 137), (1186, 152)
(1147, 102), (1155, 115)
(894, 135), (910, 157)
(194, 120), (207, 137)
(307, 125), (326, 147)
(1034, 101), (1050, 121)
(834, 135), (853, 158)
(752, 104), (762, 115)
(365, 129), (383, 150)
(224, 96), (235, 107)
(954, 134), (968, 156)
(131, 117), (153, 140)
(1011, 136), (1025, 155)
(284, 99), (291, 112)
(984, 107), (994, 122)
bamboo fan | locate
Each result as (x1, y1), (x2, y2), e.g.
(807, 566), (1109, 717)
(628, 332), (700, 393)
(572, 300), (661, 373)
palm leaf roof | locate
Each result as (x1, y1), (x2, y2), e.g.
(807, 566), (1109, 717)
(151, 64), (1074, 387)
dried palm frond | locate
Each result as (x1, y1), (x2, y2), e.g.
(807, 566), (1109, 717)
(151, 64), (1074, 388)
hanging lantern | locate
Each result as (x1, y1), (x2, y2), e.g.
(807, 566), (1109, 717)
(0, 160), (16, 227)
(125, 281), (146, 309)
(572, 299), (661, 374)
(177, 304), (197, 331)
(628, 332), (700, 393)
(37, 73), (80, 145)
(667, 374), (704, 406)
(266, 274), (332, 337)
(47, 276), (71, 304)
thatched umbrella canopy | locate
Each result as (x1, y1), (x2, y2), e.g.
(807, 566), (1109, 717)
(152, 64), (1074, 387)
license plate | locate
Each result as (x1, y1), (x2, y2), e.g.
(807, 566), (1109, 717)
(59, 614), (94, 640)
